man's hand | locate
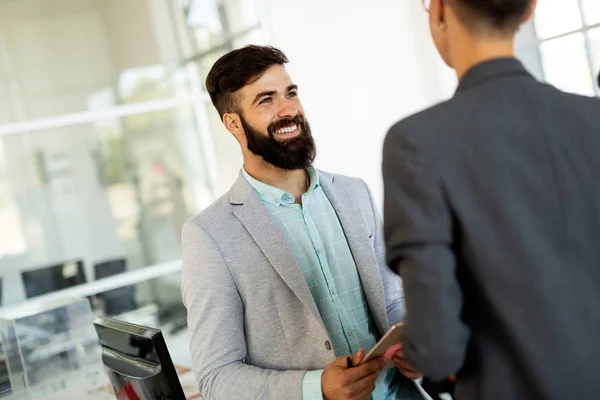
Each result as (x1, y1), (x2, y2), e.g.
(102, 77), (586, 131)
(322, 348), (384, 400)
(392, 344), (423, 380)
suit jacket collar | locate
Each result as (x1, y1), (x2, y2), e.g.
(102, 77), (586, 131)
(230, 171), (323, 326)
(319, 174), (390, 334)
(457, 57), (533, 94)
(229, 172), (254, 205)
(229, 170), (389, 335)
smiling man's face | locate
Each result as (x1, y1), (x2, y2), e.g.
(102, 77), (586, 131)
(234, 64), (315, 170)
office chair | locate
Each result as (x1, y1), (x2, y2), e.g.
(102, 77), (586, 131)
(21, 260), (87, 298)
(94, 259), (137, 316)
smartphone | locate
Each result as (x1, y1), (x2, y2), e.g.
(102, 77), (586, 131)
(362, 322), (403, 369)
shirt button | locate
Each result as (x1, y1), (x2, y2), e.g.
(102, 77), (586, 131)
(274, 199), (279, 205)
(348, 331), (354, 337)
(285, 195), (292, 201)
(325, 340), (332, 350)
(331, 290), (336, 295)
(317, 248), (322, 254)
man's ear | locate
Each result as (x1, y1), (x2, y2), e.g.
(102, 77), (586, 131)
(223, 113), (243, 137)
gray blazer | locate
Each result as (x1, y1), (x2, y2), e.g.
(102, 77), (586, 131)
(383, 58), (600, 400)
(182, 170), (405, 399)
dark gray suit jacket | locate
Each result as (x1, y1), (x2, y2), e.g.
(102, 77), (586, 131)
(382, 58), (600, 400)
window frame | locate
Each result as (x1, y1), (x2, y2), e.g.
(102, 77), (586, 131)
(526, 1), (600, 96)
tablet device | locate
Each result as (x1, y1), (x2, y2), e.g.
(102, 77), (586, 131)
(363, 322), (403, 369)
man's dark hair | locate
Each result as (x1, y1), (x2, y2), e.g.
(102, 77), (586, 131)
(454, 0), (533, 35)
(206, 45), (289, 118)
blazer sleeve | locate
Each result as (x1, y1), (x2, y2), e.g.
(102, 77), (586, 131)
(381, 124), (471, 380)
(181, 220), (307, 399)
(359, 179), (406, 327)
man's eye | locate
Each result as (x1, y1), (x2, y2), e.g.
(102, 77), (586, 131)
(260, 98), (272, 104)
(288, 91), (298, 97)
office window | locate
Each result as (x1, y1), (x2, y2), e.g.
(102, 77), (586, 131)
(0, 0), (267, 307)
(181, 0), (264, 87)
(532, 1), (600, 96)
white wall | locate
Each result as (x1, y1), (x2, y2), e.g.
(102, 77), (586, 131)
(515, 20), (544, 81)
(262, 0), (457, 208)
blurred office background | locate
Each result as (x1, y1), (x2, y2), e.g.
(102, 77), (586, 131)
(0, 0), (598, 379)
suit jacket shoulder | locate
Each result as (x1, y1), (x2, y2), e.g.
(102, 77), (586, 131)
(385, 98), (455, 153)
(184, 191), (233, 232)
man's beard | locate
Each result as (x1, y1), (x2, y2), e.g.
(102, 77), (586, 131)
(240, 114), (316, 170)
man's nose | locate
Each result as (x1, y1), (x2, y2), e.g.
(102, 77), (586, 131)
(278, 99), (298, 119)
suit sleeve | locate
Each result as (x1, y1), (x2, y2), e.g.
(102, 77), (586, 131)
(181, 220), (307, 399)
(381, 125), (471, 380)
(359, 179), (406, 327)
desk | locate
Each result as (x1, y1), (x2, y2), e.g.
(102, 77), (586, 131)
(29, 366), (113, 400)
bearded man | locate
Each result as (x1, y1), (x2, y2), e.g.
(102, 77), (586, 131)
(181, 45), (426, 400)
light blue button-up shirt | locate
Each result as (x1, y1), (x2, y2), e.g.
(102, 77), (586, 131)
(242, 167), (409, 400)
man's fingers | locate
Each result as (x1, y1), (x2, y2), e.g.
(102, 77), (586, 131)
(331, 356), (350, 368)
(345, 357), (383, 381)
(350, 348), (366, 366)
(345, 366), (380, 398)
(352, 384), (378, 400)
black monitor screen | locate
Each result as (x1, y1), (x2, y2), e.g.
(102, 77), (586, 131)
(93, 316), (185, 400)
(21, 260), (87, 298)
(94, 259), (126, 279)
(94, 259), (137, 315)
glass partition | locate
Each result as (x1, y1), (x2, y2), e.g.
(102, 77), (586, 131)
(0, 0), (266, 307)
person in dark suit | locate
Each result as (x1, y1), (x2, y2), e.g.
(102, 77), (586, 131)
(382, 0), (600, 399)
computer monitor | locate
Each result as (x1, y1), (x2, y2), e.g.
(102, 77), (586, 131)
(21, 260), (87, 298)
(93, 316), (185, 400)
(94, 259), (137, 316)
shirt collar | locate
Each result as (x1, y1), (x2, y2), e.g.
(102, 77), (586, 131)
(242, 166), (320, 206)
(306, 165), (320, 193)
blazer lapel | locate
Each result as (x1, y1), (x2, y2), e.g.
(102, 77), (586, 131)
(230, 174), (323, 326)
(319, 174), (390, 334)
